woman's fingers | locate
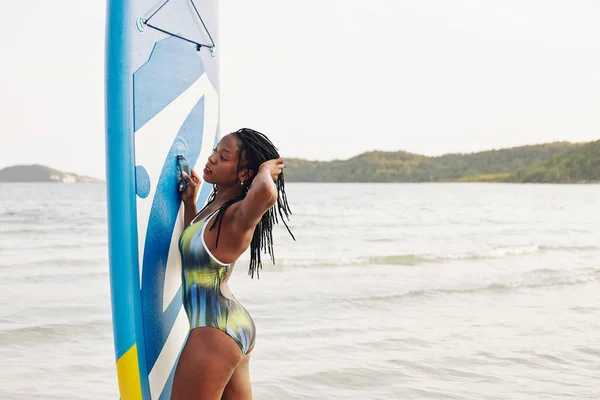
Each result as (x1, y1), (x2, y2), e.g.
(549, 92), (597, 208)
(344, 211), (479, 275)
(190, 168), (200, 182)
(182, 171), (194, 185)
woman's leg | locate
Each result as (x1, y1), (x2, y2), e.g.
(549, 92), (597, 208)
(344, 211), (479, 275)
(221, 354), (252, 400)
(171, 328), (243, 400)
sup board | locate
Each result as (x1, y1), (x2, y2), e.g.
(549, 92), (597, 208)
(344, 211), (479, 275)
(104, 1), (219, 399)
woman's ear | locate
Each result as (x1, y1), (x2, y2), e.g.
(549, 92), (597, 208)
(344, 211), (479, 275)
(238, 168), (255, 182)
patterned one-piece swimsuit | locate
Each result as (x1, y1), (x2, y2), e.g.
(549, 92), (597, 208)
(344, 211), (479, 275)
(178, 211), (256, 354)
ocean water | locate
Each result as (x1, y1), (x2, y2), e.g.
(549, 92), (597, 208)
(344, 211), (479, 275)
(0, 182), (599, 399)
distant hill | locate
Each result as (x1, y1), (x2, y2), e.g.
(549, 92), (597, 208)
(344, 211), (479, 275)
(503, 140), (600, 183)
(0, 165), (103, 183)
(4, 141), (597, 184)
(284, 141), (599, 183)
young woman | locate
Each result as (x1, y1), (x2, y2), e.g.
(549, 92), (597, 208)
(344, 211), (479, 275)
(171, 128), (294, 400)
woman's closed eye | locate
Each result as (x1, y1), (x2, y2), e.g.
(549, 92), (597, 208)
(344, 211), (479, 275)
(212, 148), (227, 161)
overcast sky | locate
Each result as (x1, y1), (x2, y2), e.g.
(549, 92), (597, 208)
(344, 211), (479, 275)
(1, 0), (599, 179)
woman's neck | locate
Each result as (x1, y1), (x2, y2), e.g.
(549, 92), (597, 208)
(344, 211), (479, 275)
(212, 184), (245, 206)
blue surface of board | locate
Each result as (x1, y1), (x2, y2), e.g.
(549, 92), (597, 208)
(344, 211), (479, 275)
(105, 1), (219, 398)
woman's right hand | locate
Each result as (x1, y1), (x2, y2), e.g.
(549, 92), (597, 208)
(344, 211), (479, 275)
(179, 168), (201, 204)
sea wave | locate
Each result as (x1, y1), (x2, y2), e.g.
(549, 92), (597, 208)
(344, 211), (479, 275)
(0, 319), (112, 345)
(270, 245), (598, 268)
(364, 245), (586, 266)
(343, 269), (600, 304)
(1, 270), (109, 283)
(1, 257), (107, 269)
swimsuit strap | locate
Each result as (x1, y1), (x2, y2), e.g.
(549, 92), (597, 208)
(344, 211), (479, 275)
(190, 205), (221, 226)
(200, 209), (230, 267)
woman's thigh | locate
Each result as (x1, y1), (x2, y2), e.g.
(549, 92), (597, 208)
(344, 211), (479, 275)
(171, 327), (244, 400)
(221, 354), (252, 400)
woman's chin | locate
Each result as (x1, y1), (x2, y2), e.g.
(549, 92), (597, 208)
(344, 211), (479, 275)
(202, 172), (215, 184)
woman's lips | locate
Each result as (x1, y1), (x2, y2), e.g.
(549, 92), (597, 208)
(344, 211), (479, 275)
(204, 165), (212, 174)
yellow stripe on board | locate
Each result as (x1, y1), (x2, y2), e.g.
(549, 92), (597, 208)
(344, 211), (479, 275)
(116, 344), (143, 400)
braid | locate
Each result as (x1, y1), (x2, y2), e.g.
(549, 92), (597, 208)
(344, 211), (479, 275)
(199, 128), (295, 278)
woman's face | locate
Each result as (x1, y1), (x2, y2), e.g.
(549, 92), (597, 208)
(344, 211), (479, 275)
(202, 134), (247, 185)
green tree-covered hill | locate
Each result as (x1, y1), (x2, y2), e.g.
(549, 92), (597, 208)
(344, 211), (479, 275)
(503, 140), (600, 183)
(284, 141), (599, 183)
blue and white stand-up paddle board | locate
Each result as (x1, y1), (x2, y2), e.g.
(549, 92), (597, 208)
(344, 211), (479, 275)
(104, 1), (219, 398)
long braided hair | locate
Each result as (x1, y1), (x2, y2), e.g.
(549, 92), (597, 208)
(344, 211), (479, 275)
(198, 128), (295, 278)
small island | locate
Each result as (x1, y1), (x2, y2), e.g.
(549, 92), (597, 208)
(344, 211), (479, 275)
(0, 165), (103, 183)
